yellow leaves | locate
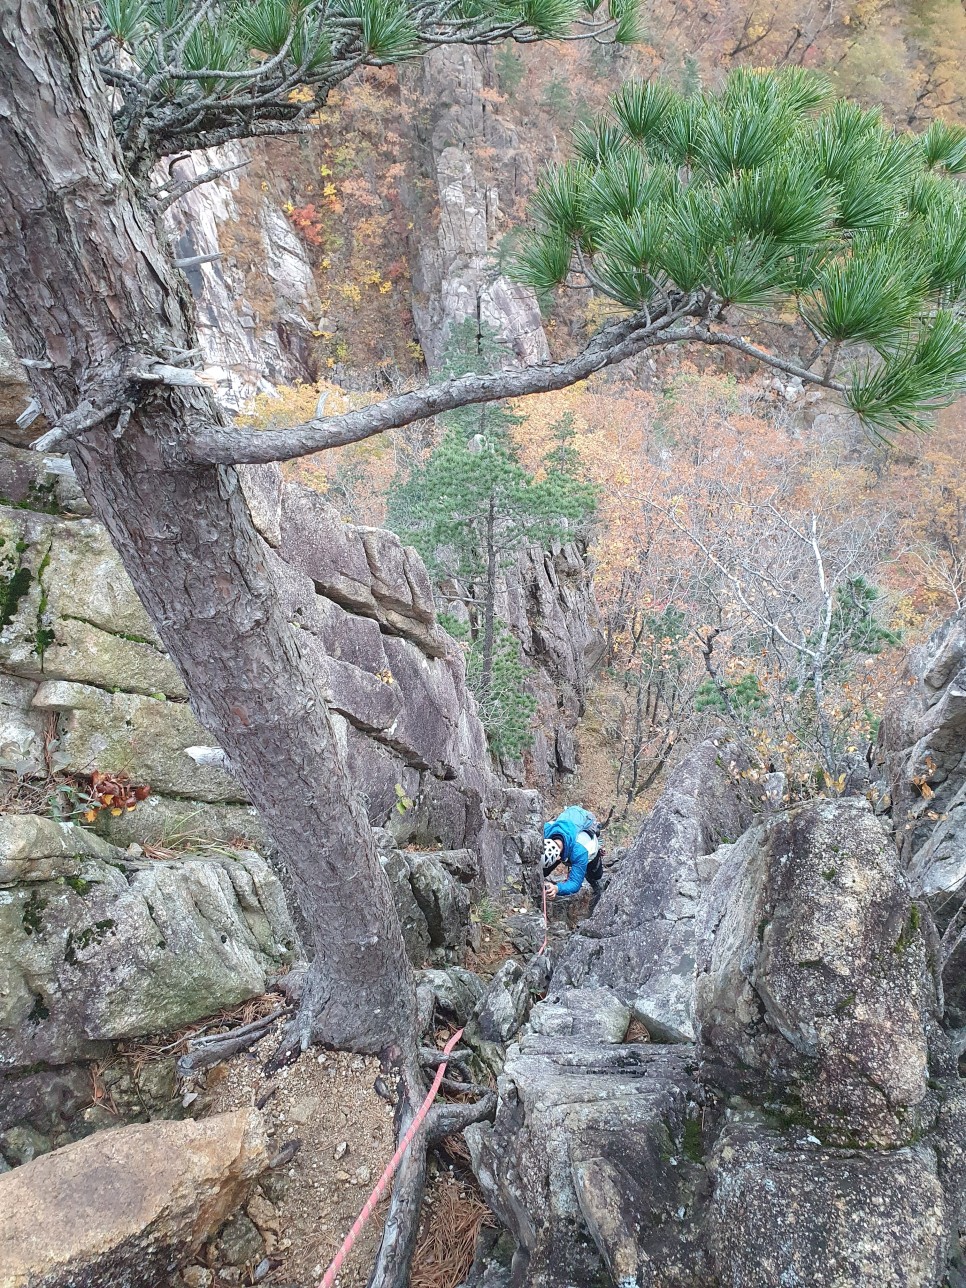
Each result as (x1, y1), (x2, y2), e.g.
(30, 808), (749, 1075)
(376, 668), (394, 685)
(84, 809), (97, 824)
(379, 281), (393, 294)
(319, 165), (332, 176)
(282, 201), (295, 214)
(287, 86), (313, 104)
(322, 182), (338, 199)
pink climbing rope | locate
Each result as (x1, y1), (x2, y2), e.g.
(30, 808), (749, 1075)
(538, 877), (549, 956)
(317, 1026), (466, 1288)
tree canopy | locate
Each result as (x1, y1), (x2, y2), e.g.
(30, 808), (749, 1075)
(90, 0), (642, 170)
(515, 68), (966, 433)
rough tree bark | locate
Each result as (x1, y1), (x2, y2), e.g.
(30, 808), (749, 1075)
(0, 0), (415, 1058)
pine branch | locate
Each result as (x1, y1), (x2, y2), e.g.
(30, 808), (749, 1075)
(694, 326), (848, 394)
(187, 308), (699, 465)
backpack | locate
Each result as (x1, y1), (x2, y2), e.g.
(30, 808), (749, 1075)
(555, 806), (600, 838)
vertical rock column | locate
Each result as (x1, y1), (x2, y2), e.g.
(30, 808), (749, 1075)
(404, 47), (549, 370)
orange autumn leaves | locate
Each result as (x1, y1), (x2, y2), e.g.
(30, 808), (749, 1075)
(82, 771), (151, 824)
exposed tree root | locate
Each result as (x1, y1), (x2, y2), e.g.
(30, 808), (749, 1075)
(177, 1006), (290, 1076)
(367, 1059), (497, 1288)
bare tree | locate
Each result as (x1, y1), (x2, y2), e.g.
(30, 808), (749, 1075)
(663, 493), (898, 790)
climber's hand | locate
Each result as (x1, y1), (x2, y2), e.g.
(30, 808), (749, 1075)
(543, 881), (557, 900)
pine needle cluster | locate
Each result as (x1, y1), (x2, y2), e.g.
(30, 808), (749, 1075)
(514, 68), (966, 433)
(91, 0), (642, 162)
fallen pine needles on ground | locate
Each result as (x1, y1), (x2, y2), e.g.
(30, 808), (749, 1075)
(410, 1176), (496, 1288)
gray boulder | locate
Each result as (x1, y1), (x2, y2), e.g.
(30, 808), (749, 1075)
(31, 680), (243, 802)
(408, 848), (472, 954)
(374, 835), (480, 967)
(0, 815), (298, 1075)
(705, 1112), (949, 1286)
(0, 1109), (268, 1287)
(0, 506), (186, 700)
(417, 966), (486, 1026)
(553, 738), (755, 1041)
(464, 960), (535, 1074)
(695, 798), (931, 1147)
(378, 844), (432, 966)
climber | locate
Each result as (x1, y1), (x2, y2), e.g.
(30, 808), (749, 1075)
(543, 805), (606, 909)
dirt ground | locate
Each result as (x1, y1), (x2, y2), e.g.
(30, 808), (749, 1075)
(202, 1024), (395, 1288)
(194, 1018), (493, 1288)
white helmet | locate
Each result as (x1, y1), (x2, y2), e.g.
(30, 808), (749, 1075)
(544, 838), (561, 865)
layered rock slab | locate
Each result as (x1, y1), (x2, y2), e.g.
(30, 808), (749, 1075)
(0, 463), (530, 883)
(467, 989), (702, 1288)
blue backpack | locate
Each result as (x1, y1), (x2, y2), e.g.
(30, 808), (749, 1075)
(555, 806), (599, 837)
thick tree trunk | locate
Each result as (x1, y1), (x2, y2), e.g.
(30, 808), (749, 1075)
(0, 0), (415, 1055)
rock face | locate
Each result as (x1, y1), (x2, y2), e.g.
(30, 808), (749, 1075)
(404, 47), (549, 370)
(470, 757), (966, 1285)
(878, 606), (966, 894)
(0, 451), (525, 884)
(704, 1112), (949, 1288)
(0, 815), (298, 1076)
(397, 47), (603, 783)
(696, 798), (932, 1147)
(161, 145), (322, 411)
(553, 738), (754, 1040)
(0, 1108), (268, 1288)
(468, 989), (702, 1288)
(498, 539), (605, 785)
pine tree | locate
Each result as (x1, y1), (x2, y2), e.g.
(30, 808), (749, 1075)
(514, 69), (966, 435)
(389, 323), (594, 753)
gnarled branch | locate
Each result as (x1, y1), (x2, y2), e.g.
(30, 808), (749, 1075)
(186, 309), (701, 465)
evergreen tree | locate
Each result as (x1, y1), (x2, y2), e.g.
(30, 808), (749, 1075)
(389, 323), (594, 753)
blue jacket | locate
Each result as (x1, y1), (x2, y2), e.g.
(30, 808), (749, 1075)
(544, 814), (591, 896)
